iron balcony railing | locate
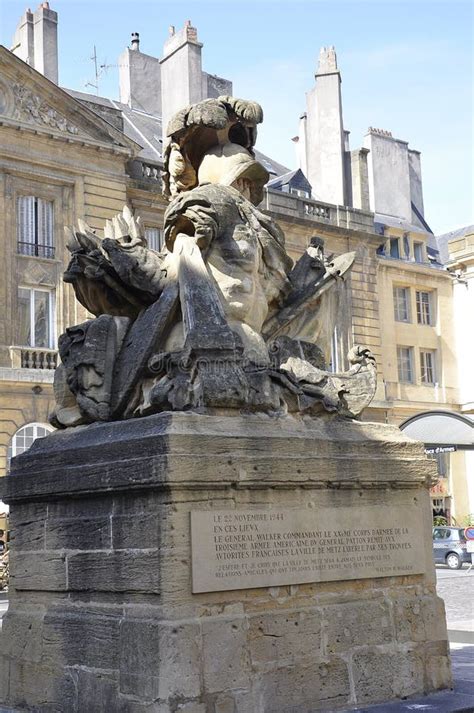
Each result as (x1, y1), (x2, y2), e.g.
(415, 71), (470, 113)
(17, 241), (55, 259)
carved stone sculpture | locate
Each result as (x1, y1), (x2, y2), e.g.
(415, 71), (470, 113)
(51, 96), (376, 427)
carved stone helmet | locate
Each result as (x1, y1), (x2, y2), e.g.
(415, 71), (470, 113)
(162, 96), (268, 204)
(197, 143), (269, 205)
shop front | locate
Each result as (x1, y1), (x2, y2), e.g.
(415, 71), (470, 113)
(400, 411), (474, 525)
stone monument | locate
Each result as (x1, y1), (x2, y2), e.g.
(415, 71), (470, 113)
(0, 97), (450, 712)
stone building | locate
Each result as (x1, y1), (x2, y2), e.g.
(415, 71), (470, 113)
(0, 5), (466, 521)
(399, 226), (474, 524)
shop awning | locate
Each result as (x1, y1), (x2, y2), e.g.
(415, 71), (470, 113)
(400, 410), (474, 448)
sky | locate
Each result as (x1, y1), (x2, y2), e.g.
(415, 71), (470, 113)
(1, 0), (472, 235)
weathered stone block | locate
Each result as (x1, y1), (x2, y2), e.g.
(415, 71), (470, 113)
(9, 519), (45, 550)
(323, 598), (392, 653)
(67, 550), (160, 592)
(43, 607), (120, 669)
(119, 619), (160, 700)
(248, 608), (322, 667)
(48, 496), (111, 519)
(112, 512), (160, 549)
(119, 618), (201, 701)
(394, 593), (448, 643)
(8, 502), (47, 527)
(0, 655), (10, 703)
(353, 649), (425, 703)
(8, 659), (76, 712)
(75, 669), (120, 713)
(213, 696), (235, 713)
(157, 621), (202, 700)
(1, 611), (44, 664)
(255, 657), (351, 712)
(46, 516), (111, 550)
(202, 618), (251, 693)
(176, 704), (206, 713)
(10, 552), (67, 591)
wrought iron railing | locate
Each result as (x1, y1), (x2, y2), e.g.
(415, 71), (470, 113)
(17, 242), (55, 259)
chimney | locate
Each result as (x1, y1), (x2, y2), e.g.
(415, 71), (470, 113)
(119, 33), (162, 115)
(33, 1), (59, 83)
(317, 46), (338, 75)
(298, 45), (347, 206)
(160, 20), (204, 140)
(10, 8), (35, 66)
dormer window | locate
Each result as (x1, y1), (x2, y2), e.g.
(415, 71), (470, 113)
(389, 238), (400, 259)
(414, 242), (424, 263)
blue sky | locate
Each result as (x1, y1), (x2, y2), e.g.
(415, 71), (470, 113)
(1, 0), (472, 234)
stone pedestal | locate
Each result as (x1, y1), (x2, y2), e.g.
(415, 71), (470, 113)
(0, 413), (451, 712)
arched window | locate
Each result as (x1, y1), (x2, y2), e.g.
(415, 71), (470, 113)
(7, 423), (54, 470)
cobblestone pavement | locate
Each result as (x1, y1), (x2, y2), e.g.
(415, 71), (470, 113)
(436, 566), (474, 640)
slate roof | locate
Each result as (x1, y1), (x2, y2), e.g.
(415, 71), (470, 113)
(266, 168), (311, 191)
(436, 225), (474, 265)
(374, 212), (428, 236)
(66, 89), (163, 162)
(65, 89), (290, 176)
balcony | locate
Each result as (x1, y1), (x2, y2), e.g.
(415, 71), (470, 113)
(264, 189), (374, 233)
(20, 349), (57, 370)
(127, 159), (163, 188)
(17, 242), (55, 259)
(10, 346), (58, 371)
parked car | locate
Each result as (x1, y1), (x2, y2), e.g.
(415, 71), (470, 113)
(433, 526), (471, 569)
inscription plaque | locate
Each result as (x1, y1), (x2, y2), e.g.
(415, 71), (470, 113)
(190, 505), (426, 593)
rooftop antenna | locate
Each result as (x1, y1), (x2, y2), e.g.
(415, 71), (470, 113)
(85, 45), (101, 95)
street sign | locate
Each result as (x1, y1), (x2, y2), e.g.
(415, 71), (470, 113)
(425, 446), (456, 455)
(467, 541), (474, 553)
(464, 527), (474, 541)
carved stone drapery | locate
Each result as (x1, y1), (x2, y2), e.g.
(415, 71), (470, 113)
(12, 83), (79, 134)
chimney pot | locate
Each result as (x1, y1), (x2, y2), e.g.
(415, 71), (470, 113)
(169, 25), (175, 36)
(131, 31), (140, 51)
(185, 19), (191, 27)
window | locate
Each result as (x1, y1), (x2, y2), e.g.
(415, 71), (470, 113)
(7, 422), (54, 470)
(416, 291), (433, 325)
(420, 349), (436, 384)
(144, 227), (163, 252)
(389, 238), (400, 259)
(414, 242), (424, 263)
(17, 287), (55, 349)
(432, 498), (445, 513)
(397, 346), (414, 383)
(17, 196), (55, 259)
(393, 287), (410, 322)
(290, 188), (311, 199)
